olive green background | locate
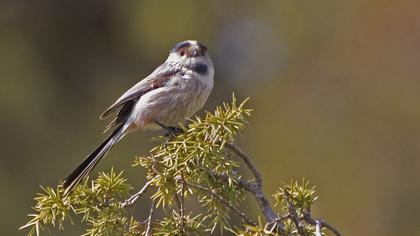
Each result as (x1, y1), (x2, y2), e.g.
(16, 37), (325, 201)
(1, 1), (419, 235)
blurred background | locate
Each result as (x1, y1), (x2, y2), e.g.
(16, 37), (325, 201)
(1, 0), (420, 235)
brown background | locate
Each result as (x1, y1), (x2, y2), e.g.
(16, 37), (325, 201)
(1, 1), (420, 235)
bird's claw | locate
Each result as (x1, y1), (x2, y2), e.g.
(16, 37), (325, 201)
(164, 127), (184, 138)
(153, 120), (185, 148)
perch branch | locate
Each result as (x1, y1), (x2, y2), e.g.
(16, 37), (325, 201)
(282, 191), (341, 236)
(209, 171), (256, 193)
(283, 191), (308, 236)
(145, 200), (155, 236)
(122, 180), (153, 208)
(180, 174), (185, 221)
(225, 142), (280, 226)
(183, 181), (256, 226)
(225, 142), (262, 187)
(174, 175), (186, 229)
(303, 212), (342, 236)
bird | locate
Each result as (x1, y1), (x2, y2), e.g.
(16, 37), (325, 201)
(63, 40), (214, 196)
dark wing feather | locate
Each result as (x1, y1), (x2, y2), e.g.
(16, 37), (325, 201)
(103, 100), (136, 133)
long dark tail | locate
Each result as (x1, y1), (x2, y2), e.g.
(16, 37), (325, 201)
(63, 123), (128, 196)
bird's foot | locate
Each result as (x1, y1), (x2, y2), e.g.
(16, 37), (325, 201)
(153, 119), (184, 139)
(161, 127), (184, 148)
(164, 127), (184, 138)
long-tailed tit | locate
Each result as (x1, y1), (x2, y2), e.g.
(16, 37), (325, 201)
(63, 40), (214, 195)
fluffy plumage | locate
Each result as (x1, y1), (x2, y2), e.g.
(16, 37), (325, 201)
(63, 40), (214, 196)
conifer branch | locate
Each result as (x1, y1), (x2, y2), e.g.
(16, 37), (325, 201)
(183, 180), (256, 226)
(145, 200), (155, 236)
(226, 143), (282, 229)
(21, 95), (341, 236)
(122, 179), (153, 208)
(303, 212), (342, 236)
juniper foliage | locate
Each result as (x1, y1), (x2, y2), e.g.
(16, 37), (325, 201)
(21, 95), (340, 236)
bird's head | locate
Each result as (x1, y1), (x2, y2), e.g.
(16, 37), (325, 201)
(166, 40), (213, 74)
(170, 40), (209, 58)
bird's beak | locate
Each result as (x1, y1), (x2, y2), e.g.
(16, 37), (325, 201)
(191, 49), (199, 57)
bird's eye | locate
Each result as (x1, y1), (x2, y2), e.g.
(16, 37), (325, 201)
(179, 50), (185, 56)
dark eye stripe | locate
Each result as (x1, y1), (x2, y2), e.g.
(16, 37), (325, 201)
(171, 41), (191, 53)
